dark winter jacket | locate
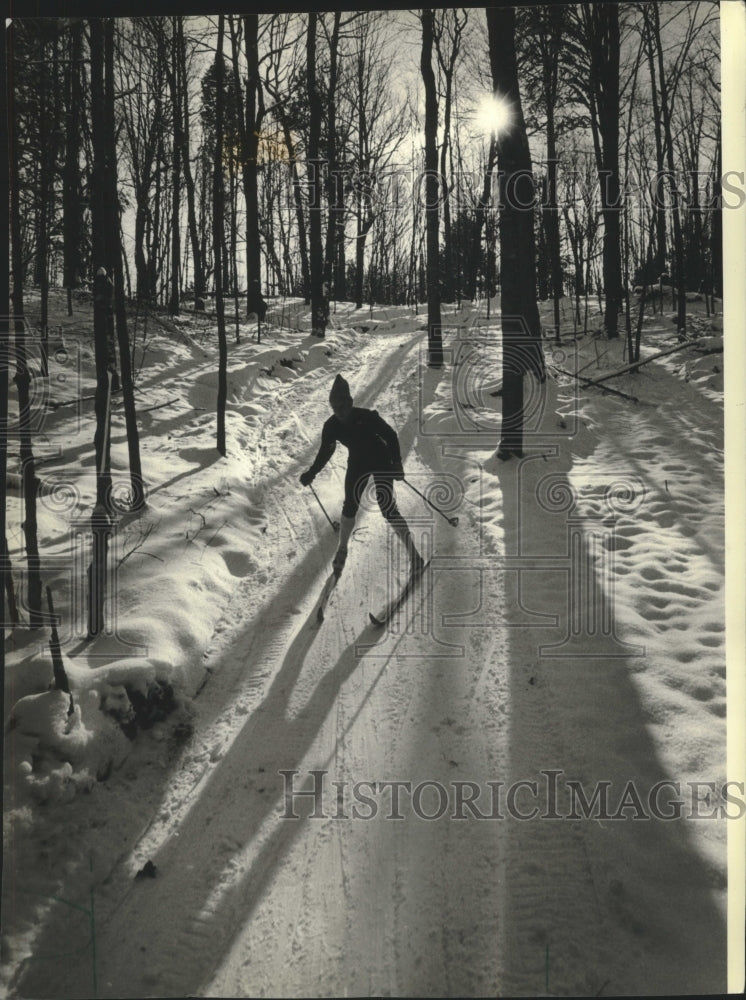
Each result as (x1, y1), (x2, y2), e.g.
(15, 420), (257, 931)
(308, 407), (402, 478)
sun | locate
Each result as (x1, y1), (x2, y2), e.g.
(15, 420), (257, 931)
(475, 94), (512, 137)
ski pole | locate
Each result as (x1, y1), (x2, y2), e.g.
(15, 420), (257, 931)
(403, 478), (459, 527)
(309, 483), (340, 532)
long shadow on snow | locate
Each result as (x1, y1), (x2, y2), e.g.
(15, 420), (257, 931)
(8, 326), (442, 999)
(11, 571), (392, 999)
(493, 406), (726, 996)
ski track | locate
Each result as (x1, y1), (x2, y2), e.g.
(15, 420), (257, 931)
(7, 306), (728, 998)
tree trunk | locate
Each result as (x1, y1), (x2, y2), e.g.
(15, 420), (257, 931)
(541, 5), (564, 339)
(651, 3), (686, 332)
(63, 20), (84, 315)
(38, 28), (57, 377)
(242, 15), (265, 318)
(644, 8), (667, 277)
(90, 21), (113, 508)
(420, 9), (443, 367)
(9, 23), (43, 627)
(104, 19), (145, 510)
(581, 3), (622, 339)
(434, 13), (465, 305)
(279, 113), (310, 303)
(214, 16), (228, 455)
(353, 40), (373, 310)
(168, 20), (182, 316)
(175, 18), (204, 303)
(88, 18), (115, 636)
(710, 123), (722, 301)
(323, 13), (342, 310)
(307, 13), (327, 337)
(464, 136), (497, 301)
(537, 174), (549, 301)
(487, 5), (545, 460)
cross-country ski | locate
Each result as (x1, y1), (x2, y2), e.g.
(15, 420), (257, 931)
(369, 558), (433, 627)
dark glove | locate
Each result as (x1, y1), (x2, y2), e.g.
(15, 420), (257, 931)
(391, 462), (405, 482)
(300, 470), (315, 487)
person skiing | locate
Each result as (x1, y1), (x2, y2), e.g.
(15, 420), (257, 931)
(300, 374), (424, 578)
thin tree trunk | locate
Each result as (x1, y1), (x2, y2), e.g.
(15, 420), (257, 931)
(63, 20), (84, 316)
(3, 538), (18, 628)
(652, 3), (686, 332)
(9, 23), (43, 626)
(323, 13), (342, 307)
(710, 124), (722, 301)
(175, 18), (204, 303)
(464, 136), (497, 301)
(644, 8), (667, 277)
(434, 12), (465, 305)
(542, 5), (564, 339)
(279, 114), (310, 303)
(596, 4), (622, 338)
(39, 28), (56, 377)
(214, 16), (228, 455)
(229, 14), (267, 321)
(168, 20), (182, 316)
(105, 19), (145, 510)
(420, 9), (443, 367)
(89, 18), (115, 636)
(307, 13), (327, 337)
(354, 42), (374, 310)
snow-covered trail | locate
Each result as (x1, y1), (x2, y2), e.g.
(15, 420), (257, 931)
(8, 306), (729, 998)
(12, 322), (509, 998)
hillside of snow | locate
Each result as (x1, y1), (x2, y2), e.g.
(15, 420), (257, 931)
(2, 289), (738, 997)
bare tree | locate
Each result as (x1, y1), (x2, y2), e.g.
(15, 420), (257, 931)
(214, 15), (229, 455)
(307, 13), (327, 337)
(63, 19), (85, 316)
(118, 19), (168, 303)
(434, 9), (468, 303)
(166, 18), (183, 316)
(9, 22), (43, 627)
(340, 15), (408, 309)
(519, 3), (567, 338)
(486, 4), (545, 460)
(420, 8), (444, 367)
(322, 12), (343, 308)
(88, 18), (115, 635)
(105, 19), (145, 510)
(567, 3), (623, 338)
(263, 14), (311, 303)
(244, 14), (266, 318)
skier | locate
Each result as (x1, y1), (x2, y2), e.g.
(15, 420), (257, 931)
(300, 374), (425, 578)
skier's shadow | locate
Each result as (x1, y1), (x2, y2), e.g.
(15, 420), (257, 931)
(17, 585), (392, 1000)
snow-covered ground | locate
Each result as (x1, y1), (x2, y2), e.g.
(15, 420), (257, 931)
(2, 290), (740, 997)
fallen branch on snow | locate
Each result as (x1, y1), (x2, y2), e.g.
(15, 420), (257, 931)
(581, 340), (697, 388)
(550, 365), (640, 403)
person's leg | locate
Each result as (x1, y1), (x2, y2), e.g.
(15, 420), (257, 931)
(334, 468), (367, 575)
(374, 475), (425, 575)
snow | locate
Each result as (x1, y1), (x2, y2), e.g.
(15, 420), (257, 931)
(2, 290), (741, 997)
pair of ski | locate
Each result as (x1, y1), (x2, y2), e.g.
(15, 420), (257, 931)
(315, 558), (433, 627)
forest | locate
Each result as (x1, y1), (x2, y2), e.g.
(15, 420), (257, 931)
(4, 3), (722, 629)
(3, 7), (740, 997)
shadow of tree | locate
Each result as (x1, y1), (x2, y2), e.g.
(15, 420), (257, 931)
(491, 402), (727, 995)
